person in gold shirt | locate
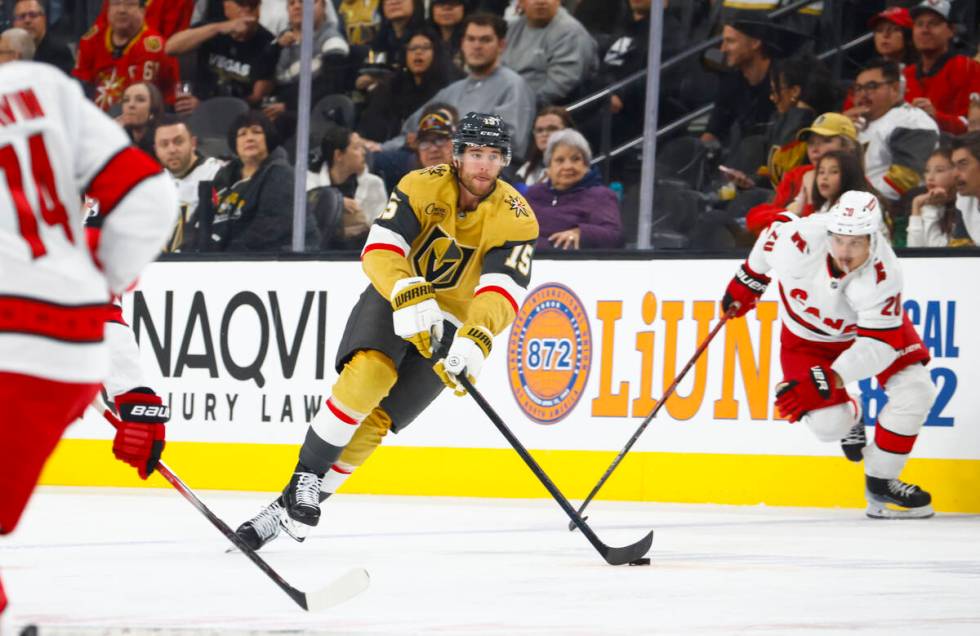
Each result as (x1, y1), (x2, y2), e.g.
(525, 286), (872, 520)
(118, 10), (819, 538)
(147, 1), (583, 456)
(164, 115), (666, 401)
(235, 113), (539, 550)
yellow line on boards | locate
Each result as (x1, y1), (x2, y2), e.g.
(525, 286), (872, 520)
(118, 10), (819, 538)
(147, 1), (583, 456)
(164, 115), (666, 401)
(40, 439), (980, 512)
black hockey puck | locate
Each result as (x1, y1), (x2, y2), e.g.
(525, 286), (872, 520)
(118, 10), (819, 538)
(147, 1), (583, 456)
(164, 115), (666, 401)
(628, 558), (651, 566)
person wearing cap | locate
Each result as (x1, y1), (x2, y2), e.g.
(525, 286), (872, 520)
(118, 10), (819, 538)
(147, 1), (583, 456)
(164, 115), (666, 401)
(902, 0), (980, 135)
(745, 112), (858, 235)
(700, 17), (806, 147)
(415, 111), (455, 168)
(841, 7), (915, 117)
(853, 58), (939, 202)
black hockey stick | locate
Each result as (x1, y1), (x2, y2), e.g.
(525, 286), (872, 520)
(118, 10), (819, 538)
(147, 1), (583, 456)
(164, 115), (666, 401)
(457, 375), (653, 566)
(102, 410), (369, 611)
(569, 307), (735, 530)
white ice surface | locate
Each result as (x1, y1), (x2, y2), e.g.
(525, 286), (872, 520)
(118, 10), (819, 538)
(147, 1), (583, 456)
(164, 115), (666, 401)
(2, 488), (979, 635)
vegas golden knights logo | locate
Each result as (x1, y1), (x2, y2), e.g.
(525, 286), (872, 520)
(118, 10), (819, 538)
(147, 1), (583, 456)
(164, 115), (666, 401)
(412, 226), (475, 289)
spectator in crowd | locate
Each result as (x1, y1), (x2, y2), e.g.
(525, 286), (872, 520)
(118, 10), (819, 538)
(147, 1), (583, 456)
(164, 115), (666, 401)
(73, 0), (179, 111)
(413, 111), (455, 168)
(0, 26), (33, 61)
(338, 0), (381, 47)
(428, 0), (464, 69)
(118, 81), (164, 156)
(259, 0), (343, 38)
(501, 0), (597, 106)
(525, 129), (623, 250)
(370, 0), (422, 68)
(951, 131), (980, 244)
(391, 13), (536, 159)
(900, 147), (972, 247)
(870, 6), (915, 65)
(152, 114), (226, 252)
(93, 0), (194, 39)
(746, 112), (858, 235)
(764, 57), (840, 185)
(165, 0), (276, 111)
(903, 0), (980, 135)
(593, 0), (688, 145)
(701, 18), (803, 147)
(267, 0), (350, 135)
(969, 93), (980, 132)
(853, 58), (939, 202)
(720, 0), (822, 38)
(307, 125), (386, 248)
(206, 111), (301, 252)
(514, 105), (573, 187)
(357, 27), (458, 144)
(572, 0), (627, 40)
(370, 102), (458, 191)
(841, 7), (915, 116)
(787, 149), (868, 217)
(12, 0), (73, 73)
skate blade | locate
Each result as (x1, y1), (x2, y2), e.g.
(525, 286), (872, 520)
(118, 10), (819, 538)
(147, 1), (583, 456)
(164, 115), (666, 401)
(280, 515), (314, 542)
(865, 501), (935, 519)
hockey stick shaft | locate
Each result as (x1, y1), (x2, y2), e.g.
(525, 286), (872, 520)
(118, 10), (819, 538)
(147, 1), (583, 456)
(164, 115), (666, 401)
(101, 409), (310, 610)
(572, 308), (734, 525)
(457, 375), (652, 565)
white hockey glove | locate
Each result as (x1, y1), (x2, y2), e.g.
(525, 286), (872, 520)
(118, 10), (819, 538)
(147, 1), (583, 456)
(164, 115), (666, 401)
(390, 276), (443, 358)
(434, 324), (493, 396)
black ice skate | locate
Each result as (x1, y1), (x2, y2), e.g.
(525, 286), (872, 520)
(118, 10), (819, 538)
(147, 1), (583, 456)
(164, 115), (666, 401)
(281, 471), (323, 542)
(866, 476), (934, 519)
(840, 422), (867, 462)
(234, 497), (284, 551)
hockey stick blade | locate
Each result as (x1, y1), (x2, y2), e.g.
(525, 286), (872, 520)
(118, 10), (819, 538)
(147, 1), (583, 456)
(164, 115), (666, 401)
(154, 460), (369, 611)
(569, 308), (735, 531)
(457, 376), (653, 566)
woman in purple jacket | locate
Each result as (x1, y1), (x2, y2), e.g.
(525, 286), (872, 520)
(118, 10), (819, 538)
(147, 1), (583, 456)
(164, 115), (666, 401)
(525, 129), (624, 250)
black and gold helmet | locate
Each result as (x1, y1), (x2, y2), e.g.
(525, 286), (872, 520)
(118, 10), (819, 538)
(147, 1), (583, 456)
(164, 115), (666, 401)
(452, 112), (512, 166)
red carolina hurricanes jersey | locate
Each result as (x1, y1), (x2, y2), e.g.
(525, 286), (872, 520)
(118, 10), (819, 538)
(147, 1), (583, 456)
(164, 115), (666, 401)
(73, 23), (179, 111)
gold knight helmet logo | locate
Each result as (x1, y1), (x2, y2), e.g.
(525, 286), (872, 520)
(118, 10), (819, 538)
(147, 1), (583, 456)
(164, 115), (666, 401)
(412, 226), (475, 289)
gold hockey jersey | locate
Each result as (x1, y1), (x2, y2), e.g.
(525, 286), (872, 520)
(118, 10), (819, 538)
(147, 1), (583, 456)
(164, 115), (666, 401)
(361, 164), (539, 336)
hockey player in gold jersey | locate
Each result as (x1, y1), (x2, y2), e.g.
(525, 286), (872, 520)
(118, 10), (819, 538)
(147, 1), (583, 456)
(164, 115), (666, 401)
(235, 113), (539, 549)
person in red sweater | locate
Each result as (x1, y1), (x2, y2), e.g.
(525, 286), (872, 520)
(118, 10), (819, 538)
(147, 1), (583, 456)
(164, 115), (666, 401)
(73, 0), (180, 112)
(746, 112), (857, 235)
(903, 0), (980, 135)
(93, 0), (194, 40)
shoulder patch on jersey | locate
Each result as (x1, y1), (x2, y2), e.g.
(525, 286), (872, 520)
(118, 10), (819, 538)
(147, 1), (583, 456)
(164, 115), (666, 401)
(419, 164), (449, 177)
(874, 260), (887, 284)
(506, 194), (530, 218)
(144, 35), (163, 52)
(81, 25), (100, 40)
(791, 231), (808, 254)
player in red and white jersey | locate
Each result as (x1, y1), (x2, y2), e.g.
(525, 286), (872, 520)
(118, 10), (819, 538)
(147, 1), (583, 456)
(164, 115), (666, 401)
(0, 61), (177, 614)
(721, 190), (935, 519)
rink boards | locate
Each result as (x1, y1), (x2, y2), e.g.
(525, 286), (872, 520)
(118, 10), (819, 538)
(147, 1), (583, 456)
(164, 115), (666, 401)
(42, 256), (980, 512)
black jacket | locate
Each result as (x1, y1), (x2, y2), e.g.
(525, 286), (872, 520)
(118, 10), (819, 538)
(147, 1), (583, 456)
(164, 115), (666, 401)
(205, 147), (313, 252)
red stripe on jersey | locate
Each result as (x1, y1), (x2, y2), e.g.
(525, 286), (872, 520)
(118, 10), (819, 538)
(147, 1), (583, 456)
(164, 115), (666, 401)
(326, 398), (359, 425)
(742, 260), (770, 281)
(476, 285), (518, 314)
(361, 243), (406, 258)
(777, 283), (832, 337)
(874, 424), (917, 455)
(0, 296), (108, 343)
(857, 325), (904, 349)
(329, 463), (353, 475)
(86, 147), (162, 217)
(106, 303), (127, 326)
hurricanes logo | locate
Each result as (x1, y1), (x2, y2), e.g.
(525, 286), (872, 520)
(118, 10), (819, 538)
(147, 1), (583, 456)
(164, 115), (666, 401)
(508, 284), (592, 424)
(412, 226), (475, 290)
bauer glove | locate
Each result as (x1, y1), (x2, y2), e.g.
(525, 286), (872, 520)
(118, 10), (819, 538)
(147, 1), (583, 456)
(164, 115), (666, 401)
(775, 366), (835, 423)
(434, 324), (493, 396)
(390, 276), (444, 358)
(111, 388), (168, 479)
(722, 263), (770, 318)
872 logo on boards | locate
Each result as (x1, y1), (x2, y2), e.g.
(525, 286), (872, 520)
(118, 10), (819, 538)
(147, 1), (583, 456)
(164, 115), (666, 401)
(508, 284), (592, 424)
